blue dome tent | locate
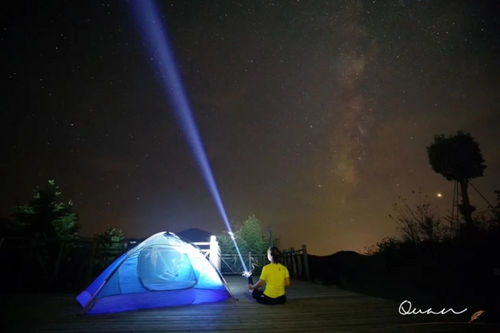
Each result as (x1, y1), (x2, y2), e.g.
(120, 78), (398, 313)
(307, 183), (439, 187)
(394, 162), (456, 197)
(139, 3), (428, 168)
(77, 232), (231, 314)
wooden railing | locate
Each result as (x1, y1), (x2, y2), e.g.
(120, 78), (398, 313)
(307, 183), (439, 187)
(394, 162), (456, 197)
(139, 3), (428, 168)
(220, 253), (267, 275)
(193, 235), (221, 271)
(283, 245), (310, 281)
(219, 245), (311, 280)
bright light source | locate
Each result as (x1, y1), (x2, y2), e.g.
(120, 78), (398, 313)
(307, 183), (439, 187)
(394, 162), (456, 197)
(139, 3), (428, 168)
(436, 192), (443, 198)
(130, 0), (248, 274)
(242, 271), (252, 278)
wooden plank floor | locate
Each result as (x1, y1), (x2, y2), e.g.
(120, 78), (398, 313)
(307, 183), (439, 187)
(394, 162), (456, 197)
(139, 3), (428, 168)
(2, 277), (498, 332)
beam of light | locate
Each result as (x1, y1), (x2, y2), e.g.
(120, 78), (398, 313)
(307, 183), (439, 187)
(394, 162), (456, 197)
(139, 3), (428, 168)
(129, 0), (249, 274)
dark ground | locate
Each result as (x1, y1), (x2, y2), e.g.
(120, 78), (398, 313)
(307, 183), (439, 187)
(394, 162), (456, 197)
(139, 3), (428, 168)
(2, 276), (500, 332)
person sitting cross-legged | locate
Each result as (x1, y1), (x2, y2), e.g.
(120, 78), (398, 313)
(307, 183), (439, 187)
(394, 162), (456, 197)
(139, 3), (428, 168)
(246, 247), (291, 305)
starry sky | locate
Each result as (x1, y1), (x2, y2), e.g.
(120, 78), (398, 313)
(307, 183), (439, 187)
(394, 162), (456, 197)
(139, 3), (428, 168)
(2, 1), (499, 254)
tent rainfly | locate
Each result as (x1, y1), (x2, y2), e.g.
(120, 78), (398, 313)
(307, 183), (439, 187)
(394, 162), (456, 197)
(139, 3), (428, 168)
(77, 232), (231, 314)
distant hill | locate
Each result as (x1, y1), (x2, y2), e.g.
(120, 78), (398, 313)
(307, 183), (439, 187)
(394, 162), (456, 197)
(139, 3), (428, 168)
(176, 228), (212, 243)
(309, 250), (367, 284)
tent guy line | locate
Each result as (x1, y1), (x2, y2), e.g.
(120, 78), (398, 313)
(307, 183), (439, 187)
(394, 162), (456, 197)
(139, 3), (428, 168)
(129, 0), (249, 275)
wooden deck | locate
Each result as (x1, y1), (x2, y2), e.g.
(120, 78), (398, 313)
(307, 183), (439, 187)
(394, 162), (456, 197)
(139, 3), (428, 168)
(2, 277), (498, 332)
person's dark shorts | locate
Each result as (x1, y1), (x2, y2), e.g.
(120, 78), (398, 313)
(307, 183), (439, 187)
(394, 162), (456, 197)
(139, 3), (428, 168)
(252, 289), (286, 305)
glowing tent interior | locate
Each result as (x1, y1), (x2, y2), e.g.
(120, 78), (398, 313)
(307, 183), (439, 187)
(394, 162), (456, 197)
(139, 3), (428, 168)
(76, 232), (231, 314)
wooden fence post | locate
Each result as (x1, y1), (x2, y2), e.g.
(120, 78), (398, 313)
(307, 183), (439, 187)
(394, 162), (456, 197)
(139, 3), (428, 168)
(296, 249), (303, 278)
(302, 244), (310, 281)
(284, 249), (290, 274)
(209, 235), (221, 271)
(288, 250), (292, 277)
(290, 247), (297, 278)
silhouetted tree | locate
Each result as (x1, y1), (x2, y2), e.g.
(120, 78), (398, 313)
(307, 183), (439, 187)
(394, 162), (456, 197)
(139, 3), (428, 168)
(218, 215), (275, 254)
(0, 216), (20, 237)
(11, 179), (79, 283)
(487, 190), (500, 228)
(217, 215), (277, 272)
(93, 225), (125, 270)
(389, 194), (447, 244)
(427, 131), (486, 226)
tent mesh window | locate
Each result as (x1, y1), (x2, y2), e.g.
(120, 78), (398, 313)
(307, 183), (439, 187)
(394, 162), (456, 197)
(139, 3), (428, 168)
(138, 245), (198, 291)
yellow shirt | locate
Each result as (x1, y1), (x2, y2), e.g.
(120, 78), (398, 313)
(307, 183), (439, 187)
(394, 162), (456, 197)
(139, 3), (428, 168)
(260, 263), (289, 298)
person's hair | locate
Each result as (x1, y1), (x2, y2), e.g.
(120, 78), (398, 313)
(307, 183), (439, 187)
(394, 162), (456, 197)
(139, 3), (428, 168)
(268, 246), (283, 264)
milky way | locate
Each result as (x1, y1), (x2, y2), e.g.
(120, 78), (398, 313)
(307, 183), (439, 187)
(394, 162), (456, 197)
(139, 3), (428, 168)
(2, 1), (499, 254)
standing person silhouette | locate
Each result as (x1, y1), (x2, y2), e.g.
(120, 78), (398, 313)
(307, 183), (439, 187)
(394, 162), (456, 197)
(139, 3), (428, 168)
(245, 247), (291, 305)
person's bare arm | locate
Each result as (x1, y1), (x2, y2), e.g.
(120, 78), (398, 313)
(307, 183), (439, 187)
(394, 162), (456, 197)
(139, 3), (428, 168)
(285, 277), (291, 288)
(249, 279), (266, 290)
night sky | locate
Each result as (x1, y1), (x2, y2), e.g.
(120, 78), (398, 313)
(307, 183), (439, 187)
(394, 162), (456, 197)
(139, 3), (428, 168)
(2, 1), (499, 254)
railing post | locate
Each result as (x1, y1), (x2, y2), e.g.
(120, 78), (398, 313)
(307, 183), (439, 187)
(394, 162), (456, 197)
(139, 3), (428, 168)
(296, 249), (302, 278)
(291, 247), (297, 278)
(288, 250), (292, 274)
(209, 235), (221, 271)
(302, 244), (310, 281)
(283, 249), (289, 272)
